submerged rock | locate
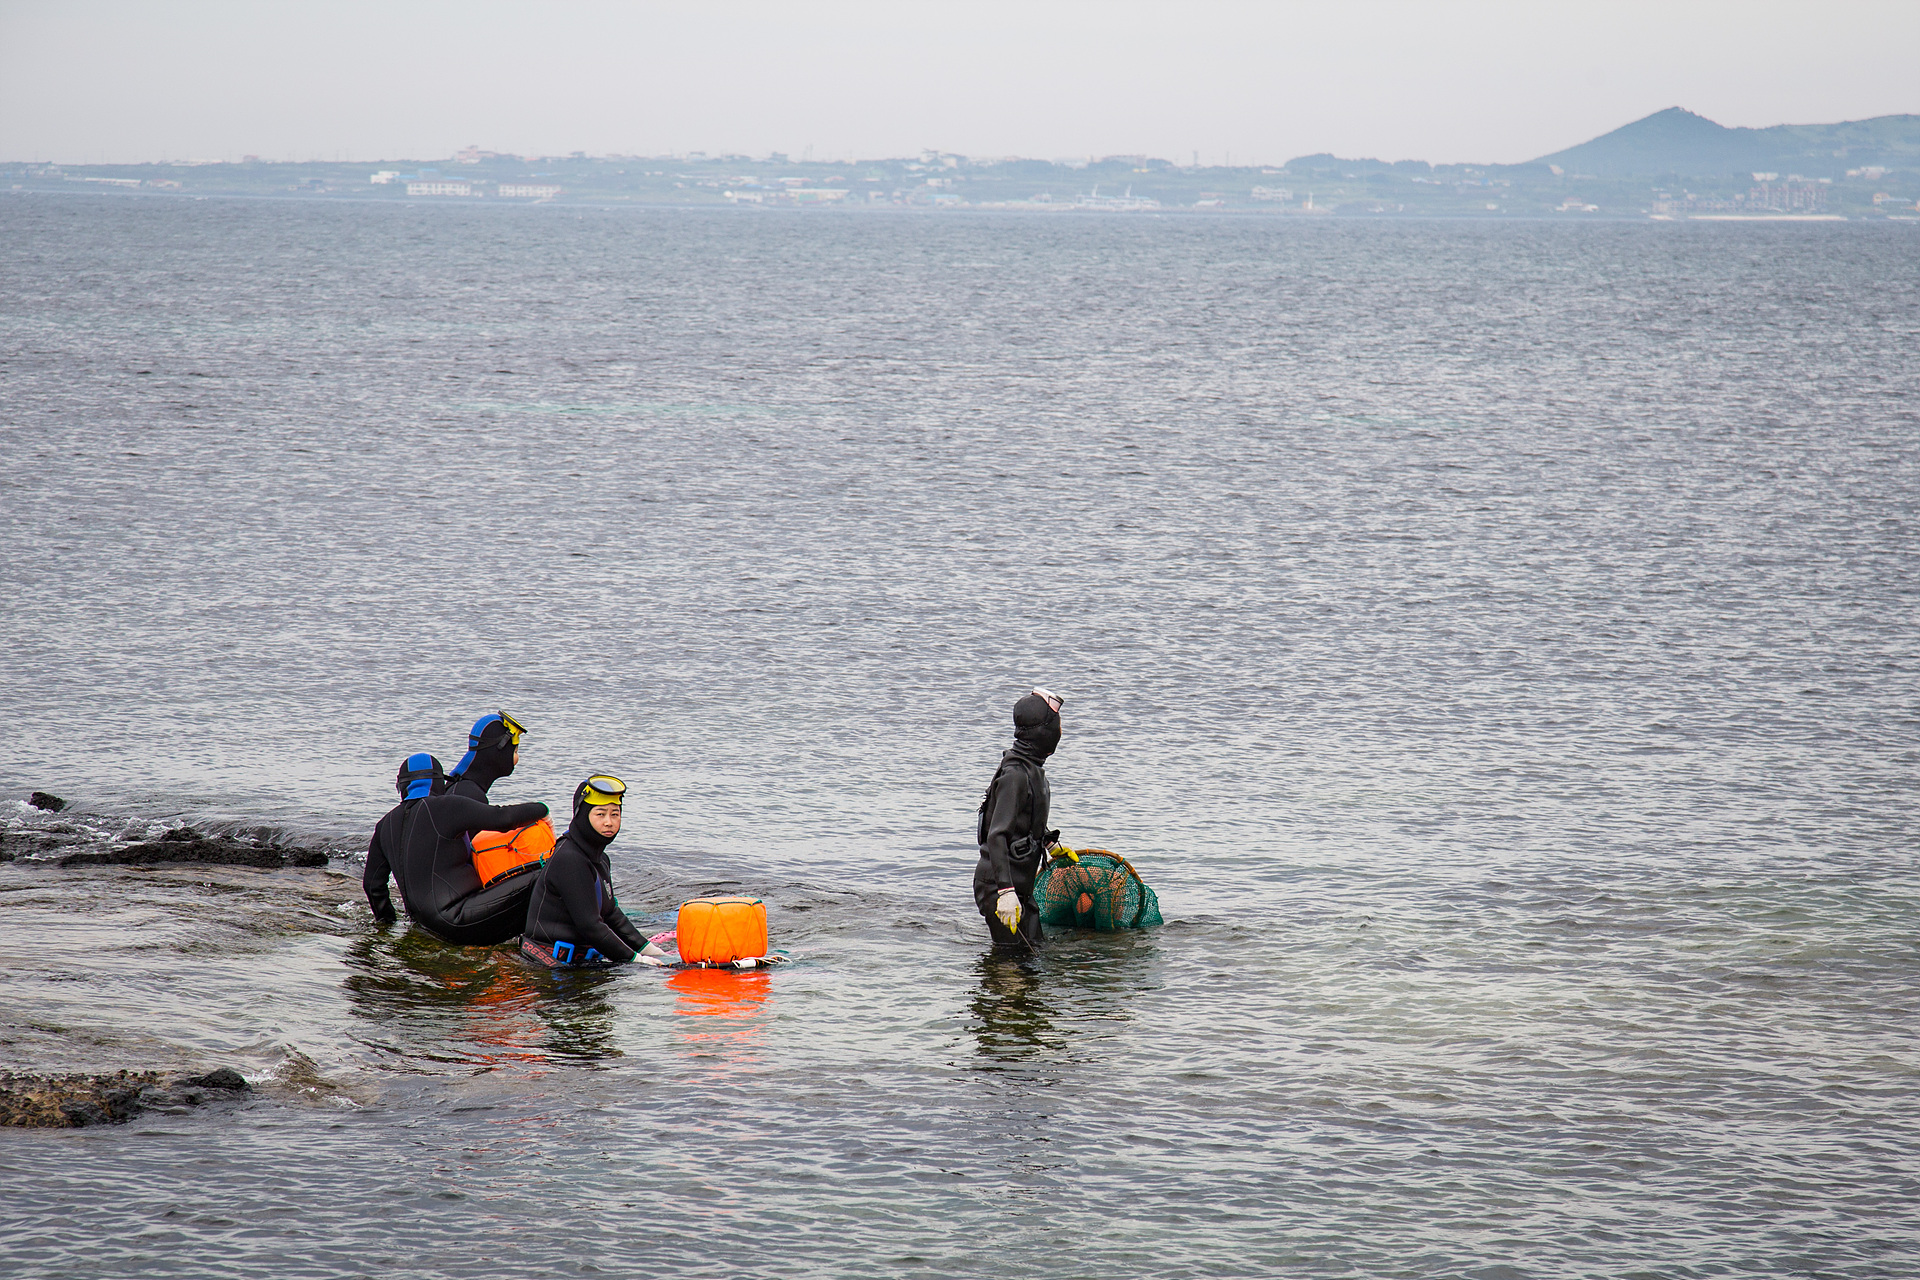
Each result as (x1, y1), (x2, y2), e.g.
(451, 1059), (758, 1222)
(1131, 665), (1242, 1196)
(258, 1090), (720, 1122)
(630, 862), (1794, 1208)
(28, 792), (67, 812)
(0, 1067), (250, 1128)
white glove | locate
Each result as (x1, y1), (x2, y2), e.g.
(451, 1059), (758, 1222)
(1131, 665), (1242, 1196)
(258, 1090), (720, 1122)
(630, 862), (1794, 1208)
(994, 888), (1022, 933)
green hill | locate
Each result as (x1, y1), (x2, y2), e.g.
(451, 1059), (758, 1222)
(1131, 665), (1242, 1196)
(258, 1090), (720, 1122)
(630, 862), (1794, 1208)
(1537, 107), (1920, 178)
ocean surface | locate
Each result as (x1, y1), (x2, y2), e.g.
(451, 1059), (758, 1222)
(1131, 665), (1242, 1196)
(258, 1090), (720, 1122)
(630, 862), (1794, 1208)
(2, 195), (1917, 1279)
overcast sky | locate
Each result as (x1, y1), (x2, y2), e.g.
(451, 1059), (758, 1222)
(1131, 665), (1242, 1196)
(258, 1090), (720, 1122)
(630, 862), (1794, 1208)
(3, 1), (1915, 166)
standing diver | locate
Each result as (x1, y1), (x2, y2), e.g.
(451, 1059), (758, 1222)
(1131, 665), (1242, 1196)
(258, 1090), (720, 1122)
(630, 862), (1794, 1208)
(391, 711), (550, 945)
(363, 753), (446, 924)
(521, 774), (664, 967)
(973, 688), (1065, 949)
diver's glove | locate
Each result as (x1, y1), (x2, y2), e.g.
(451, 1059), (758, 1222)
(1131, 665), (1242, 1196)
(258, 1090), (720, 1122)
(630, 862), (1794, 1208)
(994, 888), (1022, 933)
(1048, 843), (1079, 864)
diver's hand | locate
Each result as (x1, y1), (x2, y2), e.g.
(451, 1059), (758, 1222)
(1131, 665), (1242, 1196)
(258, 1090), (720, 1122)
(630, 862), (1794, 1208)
(1049, 843), (1079, 863)
(995, 888), (1022, 933)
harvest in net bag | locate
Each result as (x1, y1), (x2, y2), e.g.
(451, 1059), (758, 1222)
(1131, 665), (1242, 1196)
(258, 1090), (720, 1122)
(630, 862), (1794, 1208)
(1032, 847), (1163, 930)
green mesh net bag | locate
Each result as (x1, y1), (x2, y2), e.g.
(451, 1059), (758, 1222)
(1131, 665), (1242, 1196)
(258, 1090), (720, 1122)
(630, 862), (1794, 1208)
(1032, 848), (1163, 930)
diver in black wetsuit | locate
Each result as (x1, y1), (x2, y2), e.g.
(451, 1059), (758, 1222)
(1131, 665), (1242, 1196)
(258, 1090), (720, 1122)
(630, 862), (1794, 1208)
(447, 711), (529, 803)
(521, 775), (661, 967)
(972, 688), (1065, 949)
(364, 753), (446, 924)
(393, 712), (548, 945)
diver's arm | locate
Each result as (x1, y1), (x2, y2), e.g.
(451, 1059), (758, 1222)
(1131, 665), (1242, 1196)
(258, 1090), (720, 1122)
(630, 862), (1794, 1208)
(363, 828), (396, 923)
(547, 849), (638, 963)
(981, 770), (1026, 889)
(438, 795), (549, 836)
(605, 898), (648, 954)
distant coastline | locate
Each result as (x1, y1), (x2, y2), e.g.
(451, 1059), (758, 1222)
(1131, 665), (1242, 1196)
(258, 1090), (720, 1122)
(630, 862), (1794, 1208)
(7, 108), (1916, 220)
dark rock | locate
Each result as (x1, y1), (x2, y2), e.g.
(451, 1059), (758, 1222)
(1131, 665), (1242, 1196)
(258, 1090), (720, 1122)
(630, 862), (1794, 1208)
(58, 836), (328, 870)
(28, 792), (67, 812)
(0, 1067), (252, 1128)
(0, 830), (73, 861)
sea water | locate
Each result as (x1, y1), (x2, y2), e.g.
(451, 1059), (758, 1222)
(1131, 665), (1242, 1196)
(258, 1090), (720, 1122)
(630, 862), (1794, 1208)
(2, 195), (1917, 1278)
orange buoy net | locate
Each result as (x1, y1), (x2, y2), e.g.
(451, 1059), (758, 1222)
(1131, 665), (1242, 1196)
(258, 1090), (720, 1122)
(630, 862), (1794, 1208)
(676, 897), (769, 964)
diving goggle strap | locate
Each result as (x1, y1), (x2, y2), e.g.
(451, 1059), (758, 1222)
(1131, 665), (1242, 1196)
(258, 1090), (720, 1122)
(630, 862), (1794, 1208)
(581, 774), (627, 807)
(1032, 687), (1064, 714)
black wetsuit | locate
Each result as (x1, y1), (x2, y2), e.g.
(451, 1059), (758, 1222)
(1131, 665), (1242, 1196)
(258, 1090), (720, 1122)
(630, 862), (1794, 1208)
(447, 737), (516, 805)
(363, 799), (413, 924)
(394, 792), (549, 945)
(522, 817), (647, 965)
(972, 745), (1053, 949)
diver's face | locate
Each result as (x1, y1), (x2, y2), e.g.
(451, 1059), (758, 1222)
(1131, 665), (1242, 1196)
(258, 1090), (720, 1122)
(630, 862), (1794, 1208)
(588, 804), (622, 838)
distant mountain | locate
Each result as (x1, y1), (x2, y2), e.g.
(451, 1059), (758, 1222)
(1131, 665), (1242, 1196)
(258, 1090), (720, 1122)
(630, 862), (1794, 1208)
(1535, 107), (1920, 178)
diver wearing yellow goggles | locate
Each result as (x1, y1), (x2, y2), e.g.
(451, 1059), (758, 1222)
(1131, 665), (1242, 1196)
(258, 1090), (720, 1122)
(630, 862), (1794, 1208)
(521, 772), (663, 968)
(449, 710), (529, 802)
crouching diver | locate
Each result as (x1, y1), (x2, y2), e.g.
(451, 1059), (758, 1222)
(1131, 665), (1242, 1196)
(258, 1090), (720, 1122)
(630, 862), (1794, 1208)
(521, 775), (664, 967)
(364, 753), (446, 924)
(972, 688), (1065, 950)
(393, 711), (550, 945)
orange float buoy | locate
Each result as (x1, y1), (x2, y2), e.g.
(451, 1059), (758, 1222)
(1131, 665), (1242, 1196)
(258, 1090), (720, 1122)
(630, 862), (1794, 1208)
(469, 817), (555, 887)
(676, 897), (768, 965)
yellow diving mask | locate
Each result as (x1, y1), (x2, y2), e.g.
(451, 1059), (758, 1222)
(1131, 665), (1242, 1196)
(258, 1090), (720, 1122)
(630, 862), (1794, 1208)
(580, 774), (627, 808)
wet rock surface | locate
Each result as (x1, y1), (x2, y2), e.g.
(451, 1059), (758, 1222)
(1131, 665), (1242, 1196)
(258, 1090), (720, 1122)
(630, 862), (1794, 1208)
(0, 1067), (251, 1128)
(54, 827), (330, 869)
(0, 828), (74, 862)
(7, 803), (337, 868)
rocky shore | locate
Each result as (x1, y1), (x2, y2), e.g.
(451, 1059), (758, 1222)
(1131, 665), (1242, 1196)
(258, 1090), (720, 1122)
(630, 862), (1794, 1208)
(57, 827), (329, 868)
(3, 795), (329, 869)
(0, 1067), (251, 1128)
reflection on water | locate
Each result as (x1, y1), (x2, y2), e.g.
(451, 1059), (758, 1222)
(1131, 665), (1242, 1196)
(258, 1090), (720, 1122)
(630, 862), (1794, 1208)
(341, 925), (623, 1066)
(968, 954), (1061, 1062)
(531, 969), (624, 1064)
(968, 930), (1157, 1065)
(667, 967), (771, 1061)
